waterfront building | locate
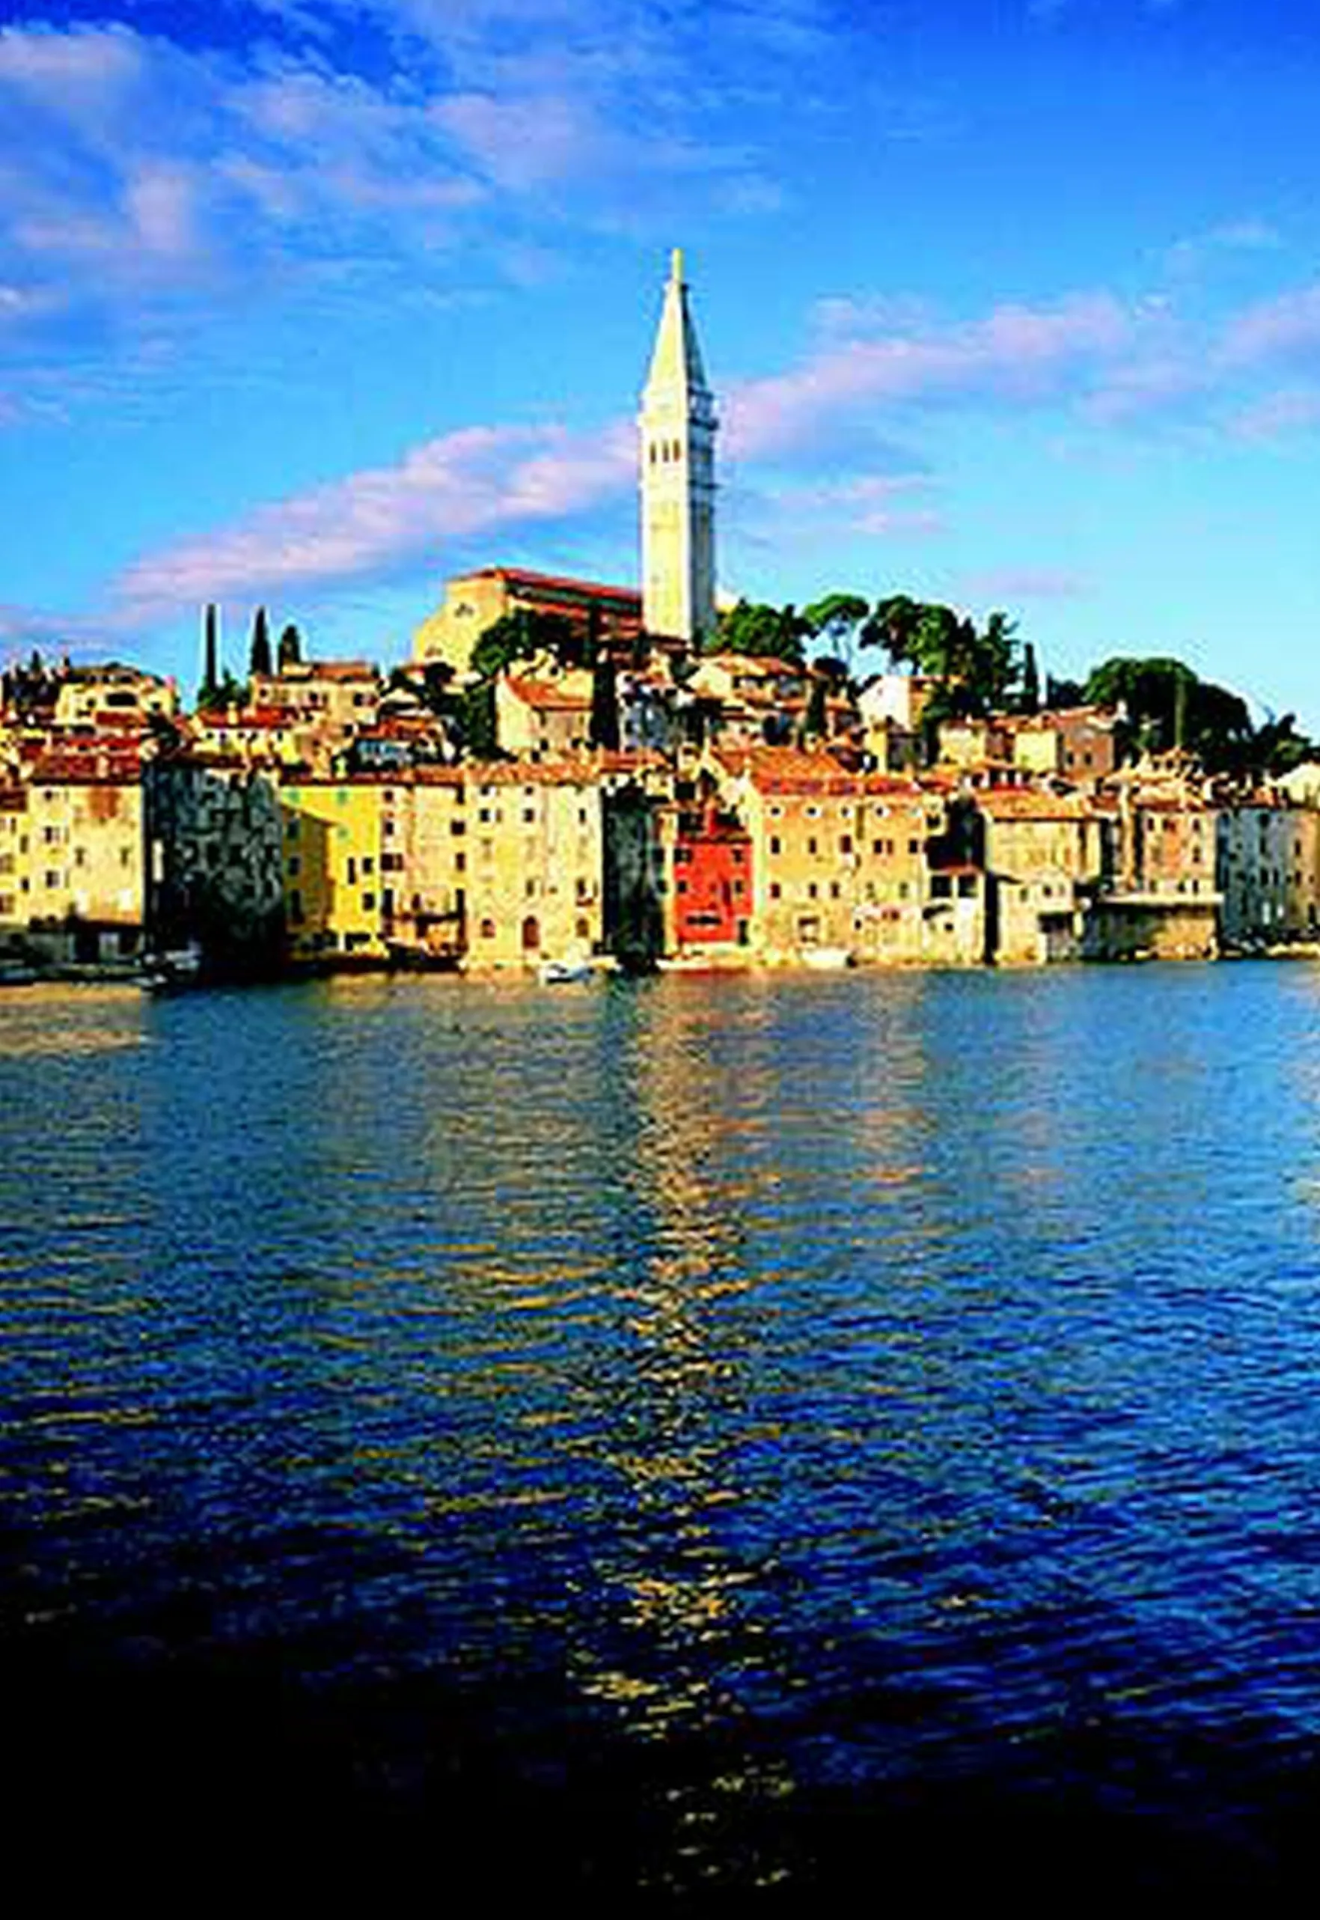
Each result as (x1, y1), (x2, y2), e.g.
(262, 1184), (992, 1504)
(461, 761), (603, 969)
(280, 775), (390, 963)
(144, 752), (285, 970)
(1091, 783), (1221, 960)
(716, 747), (983, 965)
(378, 769), (468, 965)
(976, 788), (1113, 965)
(661, 795), (753, 955)
(1217, 797), (1320, 947)
(639, 249), (718, 646)
(0, 779), (28, 938)
(17, 747), (146, 963)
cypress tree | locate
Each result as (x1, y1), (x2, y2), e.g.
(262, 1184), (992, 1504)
(590, 647), (620, 751)
(201, 603), (219, 704)
(249, 605), (273, 677)
(1021, 642), (1040, 714)
(277, 622), (303, 671)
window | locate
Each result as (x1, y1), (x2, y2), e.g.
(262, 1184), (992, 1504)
(769, 882), (781, 900)
(451, 819), (465, 836)
(480, 917), (496, 939)
(362, 892), (375, 911)
(840, 835), (852, 854)
(807, 837), (818, 855)
(769, 836), (781, 855)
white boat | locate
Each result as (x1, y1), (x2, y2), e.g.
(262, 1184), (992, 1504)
(802, 946), (854, 971)
(537, 956), (595, 984)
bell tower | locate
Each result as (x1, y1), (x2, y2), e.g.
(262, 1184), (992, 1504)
(639, 249), (717, 645)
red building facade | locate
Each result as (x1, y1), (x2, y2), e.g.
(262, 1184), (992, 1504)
(672, 802), (753, 946)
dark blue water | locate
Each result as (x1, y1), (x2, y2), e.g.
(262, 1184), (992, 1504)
(5, 966), (1320, 1900)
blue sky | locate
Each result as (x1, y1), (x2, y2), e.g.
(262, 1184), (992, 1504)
(4, 0), (1320, 720)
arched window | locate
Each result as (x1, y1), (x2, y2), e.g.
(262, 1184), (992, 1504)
(521, 916), (541, 952)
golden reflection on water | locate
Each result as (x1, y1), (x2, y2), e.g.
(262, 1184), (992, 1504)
(568, 990), (775, 1760)
(0, 985), (149, 1057)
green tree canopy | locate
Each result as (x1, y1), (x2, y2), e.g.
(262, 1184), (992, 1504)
(861, 597), (1022, 718)
(470, 608), (579, 681)
(711, 600), (808, 665)
(1083, 655), (1258, 773)
(1253, 713), (1319, 778)
(802, 592), (871, 666)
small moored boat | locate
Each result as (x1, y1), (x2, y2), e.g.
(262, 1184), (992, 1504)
(802, 946), (854, 971)
(537, 956), (595, 984)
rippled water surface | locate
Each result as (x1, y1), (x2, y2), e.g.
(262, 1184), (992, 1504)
(6, 966), (1320, 1899)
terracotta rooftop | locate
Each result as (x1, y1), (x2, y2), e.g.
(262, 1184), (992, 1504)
(473, 566), (641, 607)
(504, 674), (592, 711)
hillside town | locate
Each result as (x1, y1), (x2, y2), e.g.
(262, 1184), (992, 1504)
(4, 253), (1320, 984)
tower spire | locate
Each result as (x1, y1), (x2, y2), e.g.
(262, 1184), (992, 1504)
(639, 248), (717, 645)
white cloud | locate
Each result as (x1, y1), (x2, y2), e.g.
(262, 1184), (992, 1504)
(725, 294), (1138, 459)
(1221, 284), (1320, 369)
(110, 417), (635, 623)
(1230, 387), (1320, 442)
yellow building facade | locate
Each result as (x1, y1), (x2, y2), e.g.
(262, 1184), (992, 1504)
(280, 776), (389, 963)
